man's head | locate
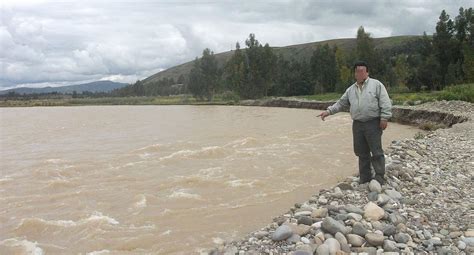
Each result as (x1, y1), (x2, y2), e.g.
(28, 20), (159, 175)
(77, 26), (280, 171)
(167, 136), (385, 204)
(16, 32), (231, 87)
(354, 61), (369, 84)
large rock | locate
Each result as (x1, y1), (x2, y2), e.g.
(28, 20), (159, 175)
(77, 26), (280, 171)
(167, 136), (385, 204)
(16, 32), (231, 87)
(312, 221), (322, 229)
(343, 204), (364, 215)
(295, 224), (311, 236)
(465, 229), (474, 237)
(315, 231), (325, 242)
(337, 182), (353, 190)
(364, 202), (385, 221)
(389, 212), (406, 225)
(297, 216), (313, 226)
(332, 187), (344, 198)
(316, 244), (329, 255)
(461, 236), (474, 246)
(254, 230), (269, 239)
(351, 247), (377, 255)
(324, 238), (341, 255)
(352, 222), (369, 236)
(300, 237), (310, 244)
(371, 221), (385, 232)
(365, 232), (385, 246)
(287, 233), (301, 244)
(383, 239), (399, 252)
(394, 233), (411, 244)
(406, 150), (421, 159)
(369, 179), (382, 193)
(318, 196), (328, 205)
(377, 194), (391, 206)
(335, 232), (348, 246)
(294, 210), (312, 217)
(271, 225), (293, 241)
(385, 189), (402, 200)
(312, 208), (328, 218)
(347, 234), (366, 247)
(293, 249), (312, 255)
(321, 217), (349, 235)
(335, 213), (348, 221)
(382, 224), (397, 237)
(347, 212), (363, 221)
(368, 191), (378, 202)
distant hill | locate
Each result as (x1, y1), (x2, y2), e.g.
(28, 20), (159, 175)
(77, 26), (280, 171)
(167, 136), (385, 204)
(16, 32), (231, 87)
(142, 35), (422, 85)
(0, 80), (129, 95)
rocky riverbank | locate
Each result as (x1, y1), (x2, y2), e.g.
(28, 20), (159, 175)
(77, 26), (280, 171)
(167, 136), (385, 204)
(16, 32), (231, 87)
(209, 100), (473, 255)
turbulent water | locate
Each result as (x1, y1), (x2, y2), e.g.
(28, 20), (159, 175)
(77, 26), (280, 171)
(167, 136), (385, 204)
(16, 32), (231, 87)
(0, 105), (421, 254)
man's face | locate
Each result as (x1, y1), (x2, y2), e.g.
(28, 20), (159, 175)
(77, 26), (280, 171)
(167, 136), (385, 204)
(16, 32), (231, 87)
(354, 66), (369, 83)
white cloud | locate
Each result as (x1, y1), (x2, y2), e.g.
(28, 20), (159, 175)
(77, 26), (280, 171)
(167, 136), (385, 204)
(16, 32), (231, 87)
(0, 0), (470, 89)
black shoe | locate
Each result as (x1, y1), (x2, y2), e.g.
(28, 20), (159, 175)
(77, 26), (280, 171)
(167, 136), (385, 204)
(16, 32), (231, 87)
(374, 175), (386, 185)
(359, 177), (372, 184)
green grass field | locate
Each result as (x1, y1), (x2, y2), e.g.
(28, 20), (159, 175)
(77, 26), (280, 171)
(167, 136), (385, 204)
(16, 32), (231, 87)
(1, 83), (472, 107)
(0, 94), (236, 107)
(293, 83), (473, 105)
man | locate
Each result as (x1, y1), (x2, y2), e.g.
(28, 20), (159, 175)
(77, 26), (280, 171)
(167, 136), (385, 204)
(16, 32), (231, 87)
(317, 61), (392, 185)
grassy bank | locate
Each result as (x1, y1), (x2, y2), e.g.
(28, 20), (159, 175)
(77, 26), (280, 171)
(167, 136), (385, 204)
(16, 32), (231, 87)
(293, 83), (473, 105)
(1, 83), (472, 107)
(0, 95), (236, 107)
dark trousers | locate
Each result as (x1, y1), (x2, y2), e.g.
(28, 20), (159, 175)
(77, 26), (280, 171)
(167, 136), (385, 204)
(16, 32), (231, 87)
(352, 118), (385, 182)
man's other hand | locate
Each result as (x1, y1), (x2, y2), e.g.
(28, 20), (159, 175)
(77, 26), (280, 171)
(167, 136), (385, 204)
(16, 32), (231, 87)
(380, 119), (388, 130)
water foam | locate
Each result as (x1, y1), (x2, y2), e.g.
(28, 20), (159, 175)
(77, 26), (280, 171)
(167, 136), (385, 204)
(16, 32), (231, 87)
(159, 146), (229, 161)
(133, 143), (163, 152)
(16, 211), (119, 230)
(159, 229), (172, 236)
(86, 250), (110, 255)
(169, 188), (202, 200)
(225, 179), (257, 188)
(45, 158), (64, 164)
(134, 194), (147, 208)
(0, 238), (44, 255)
(224, 137), (259, 148)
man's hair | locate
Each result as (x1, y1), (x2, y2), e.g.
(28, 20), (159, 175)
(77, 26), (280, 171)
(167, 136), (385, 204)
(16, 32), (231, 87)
(353, 61), (369, 72)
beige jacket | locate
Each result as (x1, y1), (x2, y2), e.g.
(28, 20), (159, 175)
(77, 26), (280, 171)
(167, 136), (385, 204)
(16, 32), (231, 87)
(327, 77), (392, 121)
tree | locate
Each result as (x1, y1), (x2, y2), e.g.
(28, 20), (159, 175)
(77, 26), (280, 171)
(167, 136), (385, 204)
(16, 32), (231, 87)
(244, 33), (265, 99)
(455, 7), (474, 83)
(356, 26), (375, 68)
(187, 48), (219, 101)
(200, 48), (219, 101)
(177, 74), (185, 84)
(188, 58), (205, 100)
(310, 44), (339, 93)
(261, 43), (277, 97)
(270, 54), (291, 96)
(335, 47), (351, 93)
(224, 42), (247, 95)
(132, 80), (145, 96)
(394, 54), (410, 88)
(224, 34), (277, 99)
(463, 44), (474, 82)
(433, 10), (455, 89)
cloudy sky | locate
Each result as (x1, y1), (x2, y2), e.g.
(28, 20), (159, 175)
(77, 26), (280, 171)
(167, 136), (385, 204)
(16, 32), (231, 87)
(0, 0), (470, 89)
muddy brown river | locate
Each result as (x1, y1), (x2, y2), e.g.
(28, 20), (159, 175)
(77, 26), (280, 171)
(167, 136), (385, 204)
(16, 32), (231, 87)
(0, 105), (421, 254)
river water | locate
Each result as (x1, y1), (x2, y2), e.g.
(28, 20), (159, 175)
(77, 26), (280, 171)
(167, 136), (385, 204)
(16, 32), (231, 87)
(0, 105), (420, 254)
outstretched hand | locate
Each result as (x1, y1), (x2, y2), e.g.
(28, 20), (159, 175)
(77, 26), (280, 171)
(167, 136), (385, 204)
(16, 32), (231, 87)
(317, 111), (330, 121)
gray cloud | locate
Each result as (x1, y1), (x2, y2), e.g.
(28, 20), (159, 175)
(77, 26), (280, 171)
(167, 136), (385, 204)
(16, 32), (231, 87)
(0, 0), (470, 89)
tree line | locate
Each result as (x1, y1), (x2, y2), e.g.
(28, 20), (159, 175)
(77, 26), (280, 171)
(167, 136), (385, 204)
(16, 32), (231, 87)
(99, 7), (474, 100)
